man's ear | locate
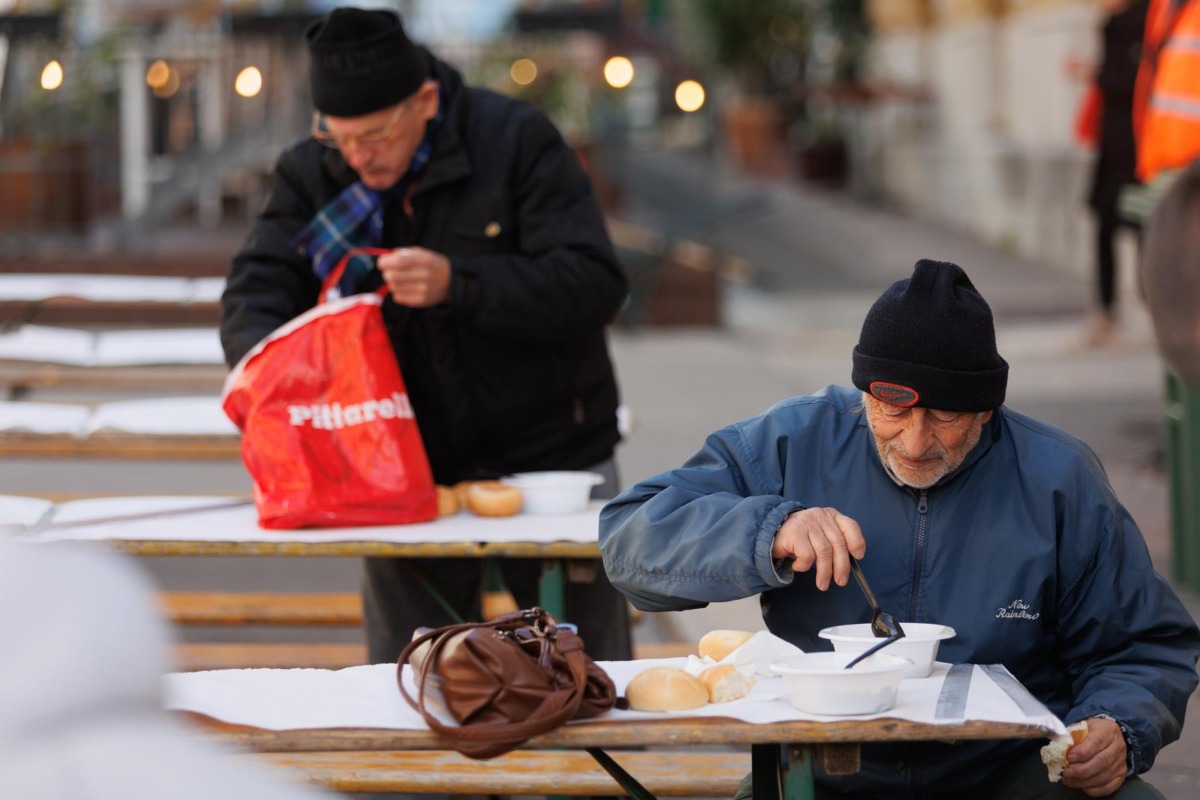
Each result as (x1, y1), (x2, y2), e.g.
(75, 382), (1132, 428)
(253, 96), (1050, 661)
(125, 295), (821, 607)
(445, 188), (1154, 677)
(417, 80), (440, 120)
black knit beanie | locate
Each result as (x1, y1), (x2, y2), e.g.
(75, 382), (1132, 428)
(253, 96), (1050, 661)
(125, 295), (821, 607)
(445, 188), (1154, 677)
(851, 259), (1008, 412)
(305, 7), (429, 117)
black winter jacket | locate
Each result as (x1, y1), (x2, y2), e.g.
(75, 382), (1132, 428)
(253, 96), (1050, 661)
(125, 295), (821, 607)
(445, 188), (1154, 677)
(221, 54), (626, 483)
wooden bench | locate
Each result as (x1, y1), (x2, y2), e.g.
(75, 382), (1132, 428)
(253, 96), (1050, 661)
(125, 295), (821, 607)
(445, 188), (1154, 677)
(0, 431), (241, 459)
(0, 362), (226, 398)
(250, 748), (750, 796)
(160, 589), (693, 671)
(161, 591), (364, 627)
(173, 640), (696, 671)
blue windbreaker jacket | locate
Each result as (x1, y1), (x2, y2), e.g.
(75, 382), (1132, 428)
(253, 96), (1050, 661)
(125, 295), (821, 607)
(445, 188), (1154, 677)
(600, 385), (1200, 794)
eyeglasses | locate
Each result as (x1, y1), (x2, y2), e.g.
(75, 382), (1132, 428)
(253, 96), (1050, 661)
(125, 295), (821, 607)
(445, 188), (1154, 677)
(311, 100), (411, 150)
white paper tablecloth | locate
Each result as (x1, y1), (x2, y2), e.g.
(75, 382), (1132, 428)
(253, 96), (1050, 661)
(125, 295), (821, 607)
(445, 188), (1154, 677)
(0, 325), (93, 365)
(0, 274), (222, 303)
(0, 397), (235, 436)
(0, 325), (222, 366)
(164, 659), (1067, 734)
(7, 494), (602, 546)
(86, 397), (236, 436)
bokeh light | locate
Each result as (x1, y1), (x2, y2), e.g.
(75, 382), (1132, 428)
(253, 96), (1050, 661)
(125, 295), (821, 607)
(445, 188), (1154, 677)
(675, 80), (705, 112)
(145, 59), (171, 89)
(40, 60), (63, 91)
(510, 58), (537, 86)
(152, 66), (181, 99)
(235, 66), (263, 98)
(603, 56), (634, 89)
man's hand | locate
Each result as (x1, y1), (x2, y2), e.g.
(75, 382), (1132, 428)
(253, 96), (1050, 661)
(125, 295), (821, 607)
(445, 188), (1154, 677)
(1062, 717), (1128, 797)
(770, 507), (865, 591)
(377, 247), (451, 307)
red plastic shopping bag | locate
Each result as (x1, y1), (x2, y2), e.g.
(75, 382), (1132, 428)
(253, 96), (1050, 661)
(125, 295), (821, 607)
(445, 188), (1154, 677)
(221, 249), (437, 529)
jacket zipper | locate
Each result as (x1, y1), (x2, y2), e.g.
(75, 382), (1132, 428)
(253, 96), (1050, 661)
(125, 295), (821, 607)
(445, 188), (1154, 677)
(908, 490), (929, 622)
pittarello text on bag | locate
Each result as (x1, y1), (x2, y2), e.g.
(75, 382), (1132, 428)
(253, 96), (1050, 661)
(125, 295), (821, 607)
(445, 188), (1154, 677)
(288, 393), (414, 429)
(222, 248), (437, 529)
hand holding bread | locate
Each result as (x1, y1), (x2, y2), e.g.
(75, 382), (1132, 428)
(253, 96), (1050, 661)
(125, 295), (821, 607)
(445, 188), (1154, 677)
(1040, 717), (1129, 795)
(1040, 720), (1088, 783)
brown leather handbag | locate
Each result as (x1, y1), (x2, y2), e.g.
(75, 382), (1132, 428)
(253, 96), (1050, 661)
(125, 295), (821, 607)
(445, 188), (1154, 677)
(397, 607), (619, 759)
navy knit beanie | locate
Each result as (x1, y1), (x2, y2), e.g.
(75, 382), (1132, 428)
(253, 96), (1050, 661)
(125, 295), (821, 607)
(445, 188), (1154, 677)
(851, 259), (1008, 412)
(305, 7), (429, 117)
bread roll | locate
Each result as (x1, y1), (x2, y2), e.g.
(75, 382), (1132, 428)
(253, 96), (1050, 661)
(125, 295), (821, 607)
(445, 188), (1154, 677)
(698, 663), (756, 703)
(624, 666), (709, 711)
(435, 485), (460, 517)
(698, 629), (755, 662)
(465, 481), (523, 517)
(1040, 720), (1088, 782)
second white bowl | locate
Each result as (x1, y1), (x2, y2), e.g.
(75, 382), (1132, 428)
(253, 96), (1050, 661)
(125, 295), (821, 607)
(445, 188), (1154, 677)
(499, 471), (604, 515)
(818, 622), (956, 678)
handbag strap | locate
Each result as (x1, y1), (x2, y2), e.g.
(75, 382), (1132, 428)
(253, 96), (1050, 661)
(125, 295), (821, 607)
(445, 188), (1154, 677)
(321, 247), (393, 303)
(397, 608), (590, 759)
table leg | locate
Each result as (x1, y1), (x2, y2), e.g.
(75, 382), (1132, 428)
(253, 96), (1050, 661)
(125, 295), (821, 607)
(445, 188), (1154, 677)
(538, 558), (566, 619)
(751, 743), (814, 800)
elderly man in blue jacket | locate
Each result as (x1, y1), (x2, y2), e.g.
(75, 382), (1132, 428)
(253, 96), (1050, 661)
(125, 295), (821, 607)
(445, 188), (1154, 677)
(600, 259), (1200, 799)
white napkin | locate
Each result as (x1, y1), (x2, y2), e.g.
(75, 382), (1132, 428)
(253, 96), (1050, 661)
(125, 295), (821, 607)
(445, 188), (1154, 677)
(680, 630), (806, 689)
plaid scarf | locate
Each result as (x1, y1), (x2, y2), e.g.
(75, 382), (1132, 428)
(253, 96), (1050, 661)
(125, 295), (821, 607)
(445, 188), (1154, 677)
(293, 85), (444, 299)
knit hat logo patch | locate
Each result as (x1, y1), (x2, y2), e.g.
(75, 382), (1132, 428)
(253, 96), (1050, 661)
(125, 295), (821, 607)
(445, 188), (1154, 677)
(870, 381), (919, 407)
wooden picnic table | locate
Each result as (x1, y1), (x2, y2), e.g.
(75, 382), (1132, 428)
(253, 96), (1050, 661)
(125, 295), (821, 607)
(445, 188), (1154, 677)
(185, 698), (1058, 799)
(25, 498), (606, 620)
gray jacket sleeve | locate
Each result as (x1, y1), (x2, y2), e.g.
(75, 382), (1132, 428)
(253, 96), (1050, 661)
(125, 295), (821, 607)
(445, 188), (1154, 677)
(598, 415), (805, 612)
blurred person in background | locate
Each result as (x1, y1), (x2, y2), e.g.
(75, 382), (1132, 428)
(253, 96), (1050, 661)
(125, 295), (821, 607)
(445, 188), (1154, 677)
(220, 6), (632, 665)
(0, 536), (329, 800)
(1133, 0), (1200, 186)
(1140, 161), (1200, 387)
(1079, 0), (1149, 348)
(600, 259), (1200, 798)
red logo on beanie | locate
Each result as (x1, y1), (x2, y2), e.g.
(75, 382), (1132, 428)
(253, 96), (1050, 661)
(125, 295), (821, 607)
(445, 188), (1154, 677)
(870, 381), (919, 407)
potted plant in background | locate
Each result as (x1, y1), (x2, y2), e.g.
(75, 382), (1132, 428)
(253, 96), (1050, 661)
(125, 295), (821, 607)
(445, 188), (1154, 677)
(693, 0), (814, 173)
(0, 28), (120, 236)
(790, 0), (869, 187)
(692, 0), (869, 182)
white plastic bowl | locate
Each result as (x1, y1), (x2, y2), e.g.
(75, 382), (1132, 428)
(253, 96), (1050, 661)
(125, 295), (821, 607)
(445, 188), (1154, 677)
(772, 652), (911, 715)
(499, 471), (604, 515)
(819, 623), (956, 679)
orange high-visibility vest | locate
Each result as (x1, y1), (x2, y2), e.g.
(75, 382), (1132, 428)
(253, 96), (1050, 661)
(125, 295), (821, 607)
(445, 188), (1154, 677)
(1135, 0), (1200, 180)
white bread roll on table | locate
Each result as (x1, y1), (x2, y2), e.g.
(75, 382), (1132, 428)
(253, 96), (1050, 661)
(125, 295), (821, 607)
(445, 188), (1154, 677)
(624, 666), (709, 711)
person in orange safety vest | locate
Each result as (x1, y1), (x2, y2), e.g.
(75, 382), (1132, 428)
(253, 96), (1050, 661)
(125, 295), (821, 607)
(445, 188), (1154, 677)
(1134, 0), (1200, 181)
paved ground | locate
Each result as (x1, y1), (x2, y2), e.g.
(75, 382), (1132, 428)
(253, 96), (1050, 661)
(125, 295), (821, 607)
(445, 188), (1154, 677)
(7, 142), (1199, 796)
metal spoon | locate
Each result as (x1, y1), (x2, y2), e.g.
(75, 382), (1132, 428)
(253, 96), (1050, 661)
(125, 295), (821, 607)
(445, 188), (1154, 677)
(849, 556), (905, 639)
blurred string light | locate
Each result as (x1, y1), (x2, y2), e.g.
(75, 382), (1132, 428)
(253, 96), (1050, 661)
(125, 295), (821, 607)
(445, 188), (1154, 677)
(146, 58), (181, 99)
(675, 80), (705, 112)
(40, 60), (63, 91)
(510, 57), (537, 86)
(235, 66), (263, 98)
(145, 60), (170, 89)
(603, 56), (634, 89)
(154, 69), (180, 99)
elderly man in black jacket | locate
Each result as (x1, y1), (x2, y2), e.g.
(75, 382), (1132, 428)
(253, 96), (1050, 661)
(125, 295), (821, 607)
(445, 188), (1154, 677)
(220, 6), (631, 664)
